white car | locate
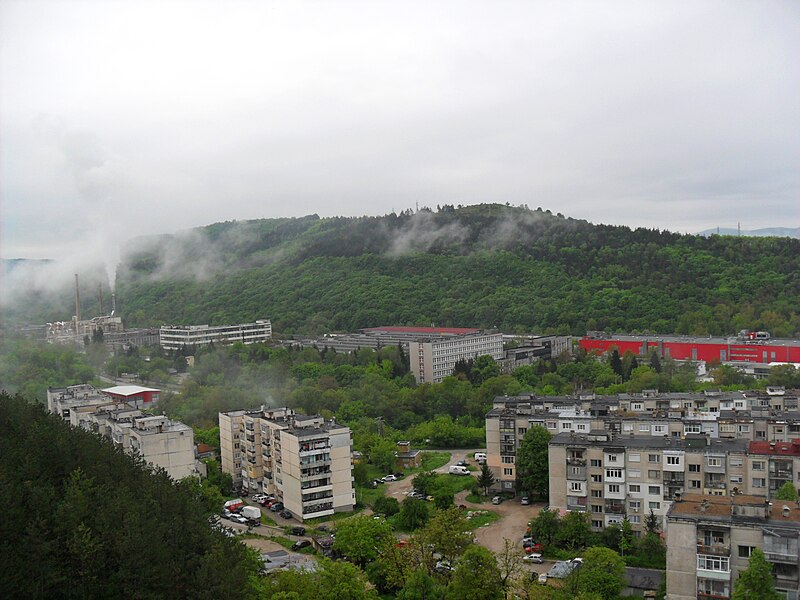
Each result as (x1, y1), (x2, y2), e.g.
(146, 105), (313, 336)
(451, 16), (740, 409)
(382, 474), (398, 482)
(230, 514), (248, 524)
(571, 557), (583, 564)
(523, 553), (543, 563)
(537, 573), (548, 584)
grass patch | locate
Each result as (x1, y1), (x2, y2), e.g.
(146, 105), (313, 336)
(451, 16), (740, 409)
(303, 509), (364, 527)
(268, 535), (295, 549)
(465, 510), (500, 529)
(419, 451), (451, 472)
(356, 484), (386, 508)
(261, 514), (276, 526)
(429, 474), (475, 497)
(465, 493), (489, 504)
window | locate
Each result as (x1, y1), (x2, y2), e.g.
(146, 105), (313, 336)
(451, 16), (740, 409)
(606, 469), (623, 479)
(623, 424), (634, 432)
(689, 464), (701, 472)
(518, 427), (527, 436)
(630, 500), (641, 511)
(648, 485), (661, 495)
(591, 505), (603, 513)
(690, 480), (701, 488)
(648, 470), (661, 479)
(606, 454), (619, 463)
(502, 456), (514, 464)
(503, 468), (513, 476)
(653, 425), (666, 434)
(707, 457), (722, 467)
(569, 481), (582, 492)
(752, 461), (765, 471)
(577, 424), (587, 431)
(633, 403), (643, 411)
(685, 424), (701, 434)
(591, 490), (602, 498)
(730, 476), (743, 484)
(628, 469), (641, 478)
(629, 515), (641, 524)
(666, 456), (680, 466)
(608, 484), (621, 494)
(590, 459), (602, 468)
(591, 474), (603, 483)
(697, 555), (729, 572)
(738, 425), (750, 434)
(730, 458), (743, 467)
(720, 424), (736, 433)
(648, 501), (661, 510)
(561, 422), (573, 430)
(628, 484), (641, 493)
(738, 546), (755, 558)
(592, 520), (603, 528)
(639, 424), (650, 432)
(649, 454), (660, 463)
(752, 478), (766, 488)
(629, 453), (641, 462)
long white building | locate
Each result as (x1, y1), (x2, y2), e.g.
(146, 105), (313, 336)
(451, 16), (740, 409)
(407, 329), (504, 384)
(159, 319), (272, 350)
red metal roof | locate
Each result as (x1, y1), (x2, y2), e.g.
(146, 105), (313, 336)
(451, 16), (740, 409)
(748, 440), (800, 456)
(363, 326), (481, 335)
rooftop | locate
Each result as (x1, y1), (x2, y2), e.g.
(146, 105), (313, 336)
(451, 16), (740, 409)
(582, 332), (800, 348)
(668, 493), (800, 527)
(550, 432), (749, 452)
(362, 326), (481, 335)
(102, 385), (161, 396)
(748, 440), (800, 457)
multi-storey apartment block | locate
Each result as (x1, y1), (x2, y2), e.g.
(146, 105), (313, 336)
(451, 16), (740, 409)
(409, 330), (504, 384)
(666, 493), (800, 600)
(159, 319), (272, 350)
(47, 384), (196, 479)
(548, 432), (748, 534)
(219, 407), (355, 521)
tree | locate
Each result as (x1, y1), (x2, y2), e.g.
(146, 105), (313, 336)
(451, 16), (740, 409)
(368, 437), (397, 474)
(528, 508), (560, 547)
(418, 507), (472, 562)
(609, 349), (623, 379)
(555, 510), (590, 551)
(445, 545), (503, 600)
(569, 547), (626, 600)
(516, 426), (551, 498)
(397, 497), (430, 531)
(434, 493), (454, 510)
(476, 463), (495, 496)
(496, 538), (524, 594)
(374, 496), (400, 517)
(774, 481), (799, 501)
(645, 509), (661, 535)
(412, 471), (437, 496)
(397, 569), (443, 600)
(333, 515), (395, 567)
(619, 518), (634, 557)
(649, 350), (662, 373)
(732, 548), (781, 600)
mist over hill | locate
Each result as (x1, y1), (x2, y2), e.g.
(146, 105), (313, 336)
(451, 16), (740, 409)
(3, 205), (798, 337)
(111, 204), (800, 337)
(696, 227), (800, 239)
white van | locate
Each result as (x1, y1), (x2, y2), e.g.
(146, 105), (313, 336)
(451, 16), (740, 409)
(449, 465), (470, 476)
(474, 452), (487, 463)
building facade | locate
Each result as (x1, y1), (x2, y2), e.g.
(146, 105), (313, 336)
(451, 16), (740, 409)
(219, 407), (355, 521)
(159, 319), (272, 350)
(666, 493), (800, 600)
(409, 331), (504, 384)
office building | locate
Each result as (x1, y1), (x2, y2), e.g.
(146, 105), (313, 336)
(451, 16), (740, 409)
(159, 319), (272, 350)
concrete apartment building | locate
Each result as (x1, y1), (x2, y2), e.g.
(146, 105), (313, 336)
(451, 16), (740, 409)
(409, 330), (504, 384)
(219, 407), (355, 521)
(159, 319), (272, 350)
(548, 432), (749, 534)
(666, 493), (800, 600)
(47, 384), (196, 480)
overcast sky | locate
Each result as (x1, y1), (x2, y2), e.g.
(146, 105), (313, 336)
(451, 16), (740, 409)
(1, 0), (798, 261)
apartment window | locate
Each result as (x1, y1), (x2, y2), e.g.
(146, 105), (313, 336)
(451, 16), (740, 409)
(628, 484), (641, 493)
(690, 480), (701, 489)
(546, 422), (557, 429)
(720, 424), (736, 433)
(738, 546), (755, 558)
(628, 453), (641, 462)
(629, 515), (641, 524)
(569, 481), (582, 492)
(504, 468), (513, 476)
(648, 501), (661, 510)
(577, 424), (587, 431)
(730, 458), (743, 467)
(591, 474), (603, 483)
(562, 422), (573, 430)
(606, 469), (623, 479)
(608, 484), (621, 494)
(648, 470), (661, 479)
(518, 427), (527, 436)
(697, 555), (729, 572)
(623, 424), (634, 432)
(685, 424), (701, 434)
(591, 459), (602, 468)
(628, 469), (641, 478)
(752, 478), (766, 488)
(666, 456), (680, 466)
(632, 403), (643, 411)
(630, 500), (641, 511)
(648, 485), (661, 495)
(648, 454), (660, 463)
(639, 424), (650, 432)
(653, 425), (666, 434)
(707, 457), (722, 468)
(592, 520), (604, 528)
(591, 505), (603, 513)
(591, 490), (602, 498)
(752, 461), (765, 471)
(689, 464), (701, 472)
(502, 456), (514, 464)
(738, 425), (750, 434)
(607, 454), (619, 463)
(730, 476), (743, 484)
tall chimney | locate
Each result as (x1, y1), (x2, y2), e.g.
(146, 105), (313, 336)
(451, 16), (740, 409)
(111, 293), (117, 316)
(74, 274), (81, 325)
(98, 283), (104, 315)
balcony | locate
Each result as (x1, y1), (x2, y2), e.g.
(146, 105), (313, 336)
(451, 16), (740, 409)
(567, 457), (587, 466)
(697, 544), (730, 557)
(704, 481), (727, 490)
(567, 467), (587, 480)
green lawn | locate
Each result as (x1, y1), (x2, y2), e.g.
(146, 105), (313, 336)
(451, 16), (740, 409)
(465, 510), (500, 529)
(429, 473), (476, 497)
(418, 451), (451, 472)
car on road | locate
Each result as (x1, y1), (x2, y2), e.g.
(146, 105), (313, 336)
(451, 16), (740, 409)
(456, 460), (468, 467)
(523, 553), (543, 563)
(382, 474), (398, 482)
(222, 509), (233, 520)
(520, 496), (530, 505)
(270, 502), (284, 512)
(491, 496), (503, 505)
(230, 514), (248, 524)
(290, 526), (306, 536)
(252, 494), (267, 503)
(279, 509), (293, 519)
(291, 540), (311, 551)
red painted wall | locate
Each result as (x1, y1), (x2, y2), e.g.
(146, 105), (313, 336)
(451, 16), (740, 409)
(580, 338), (800, 364)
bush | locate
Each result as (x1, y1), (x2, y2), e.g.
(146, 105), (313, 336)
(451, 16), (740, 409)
(374, 496), (400, 517)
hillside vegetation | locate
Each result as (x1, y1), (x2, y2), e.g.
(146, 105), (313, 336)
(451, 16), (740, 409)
(58, 205), (800, 336)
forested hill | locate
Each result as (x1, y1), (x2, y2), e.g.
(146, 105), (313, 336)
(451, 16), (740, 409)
(115, 204), (800, 336)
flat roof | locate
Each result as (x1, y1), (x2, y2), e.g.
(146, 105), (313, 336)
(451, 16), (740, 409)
(748, 440), (800, 456)
(550, 432), (749, 452)
(582, 333), (800, 348)
(102, 385), (161, 396)
(362, 326), (481, 335)
(668, 493), (800, 526)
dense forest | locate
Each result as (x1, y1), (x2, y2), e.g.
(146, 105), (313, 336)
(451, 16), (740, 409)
(0, 393), (260, 599)
(3, 205), (798, 337)
(112, 204), (800, 336)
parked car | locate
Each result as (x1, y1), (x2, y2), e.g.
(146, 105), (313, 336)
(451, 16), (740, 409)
(571, 557), (583, 565)
(222, 509), (233, 520)
(537, 573), (548, 584)
(252, 494), (267, 503)
(291, 540), (311, 551)
(382, 474), (398, 482)
(456, 460), (468, 467)
(449, 465), (470, 476)
(520, 496), (530, 505)
(491, 496), (503, 505)
(279, 509), (293, 519)
(434, 560), (454, 574)
(230, 514), (248, 524)
(523, 553), (543, 563)
(270, 502), (284, 512)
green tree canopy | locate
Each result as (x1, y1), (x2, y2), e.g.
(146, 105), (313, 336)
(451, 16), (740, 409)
(774, 481), (799, 501)
(333, 515), (395, 567)
(732, 548), (781, 600)
(516, 426), (552, 498)
(445, 545), (503, 600)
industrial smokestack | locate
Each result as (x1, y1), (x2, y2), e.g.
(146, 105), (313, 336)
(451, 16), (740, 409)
(99, 284), (104, 315)
(74, 274), (81, 325)
(111, 293), (116, 316)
